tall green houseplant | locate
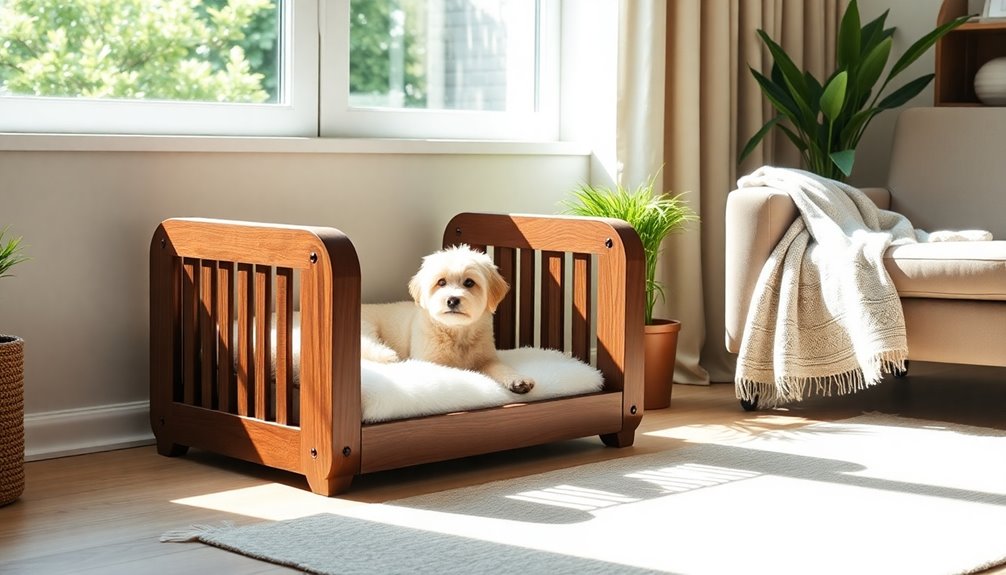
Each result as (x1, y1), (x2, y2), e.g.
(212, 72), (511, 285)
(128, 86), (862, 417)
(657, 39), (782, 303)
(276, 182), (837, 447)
(740, 0), (971, 180)
(563, 176), (698, 325)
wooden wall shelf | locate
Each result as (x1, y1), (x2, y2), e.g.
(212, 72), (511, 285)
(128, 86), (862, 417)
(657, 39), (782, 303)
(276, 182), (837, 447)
(935, 0), (1006, 106)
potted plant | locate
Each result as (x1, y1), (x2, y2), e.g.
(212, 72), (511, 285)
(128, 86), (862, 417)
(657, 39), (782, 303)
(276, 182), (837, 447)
(739, 0), (971, 181)
(563, 175), (698, 410)
(0, 225), (28, 507)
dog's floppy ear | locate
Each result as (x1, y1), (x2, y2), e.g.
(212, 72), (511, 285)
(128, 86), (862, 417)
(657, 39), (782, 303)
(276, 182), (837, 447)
(408, 269), (424, 304)
(484, 262), (510, 313)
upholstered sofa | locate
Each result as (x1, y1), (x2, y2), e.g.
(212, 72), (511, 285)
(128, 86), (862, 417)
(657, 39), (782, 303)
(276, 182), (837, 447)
(726, 107), (1006, 381)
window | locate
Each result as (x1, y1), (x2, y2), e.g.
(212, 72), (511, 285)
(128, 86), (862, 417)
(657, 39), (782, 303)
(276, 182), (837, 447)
(0, 0), (559, 140)
(0, 0), (318, 136)
(322, 0), (558, 139)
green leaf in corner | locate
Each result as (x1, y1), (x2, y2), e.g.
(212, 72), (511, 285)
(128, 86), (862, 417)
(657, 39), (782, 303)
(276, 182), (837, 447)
(820, 71), (848, 121)
(756, 29), (811, 116)
(877, 74), (934, 109)
(837, 0), (861, 70)
(856, 36), (892, 96)
(859, 10), (890, 55)
(888, 14), (971, 79)
(830, 149), (856, 177)
(739, 115), (783, 164)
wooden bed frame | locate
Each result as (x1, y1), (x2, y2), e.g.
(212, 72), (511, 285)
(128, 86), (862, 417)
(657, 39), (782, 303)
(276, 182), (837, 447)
(150, 213), (645, 496)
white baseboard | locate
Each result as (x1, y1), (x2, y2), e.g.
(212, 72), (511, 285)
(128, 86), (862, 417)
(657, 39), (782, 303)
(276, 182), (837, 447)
(24, 400), (154, 462)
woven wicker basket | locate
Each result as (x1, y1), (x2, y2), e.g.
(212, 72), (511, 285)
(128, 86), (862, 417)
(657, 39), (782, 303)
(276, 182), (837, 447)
(0, 335), (24, 507)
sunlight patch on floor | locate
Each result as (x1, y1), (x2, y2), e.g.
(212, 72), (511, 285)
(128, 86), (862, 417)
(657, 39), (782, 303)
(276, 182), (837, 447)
(506, 484), (640, 511)
(644, 414), (812, 443)
(627, 463), (760, 493)
(170, 483), (366, 521)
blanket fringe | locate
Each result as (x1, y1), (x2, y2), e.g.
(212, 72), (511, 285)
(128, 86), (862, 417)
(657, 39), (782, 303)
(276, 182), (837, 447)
(160, 521), (235, 543)
(736, 350), (907, 408)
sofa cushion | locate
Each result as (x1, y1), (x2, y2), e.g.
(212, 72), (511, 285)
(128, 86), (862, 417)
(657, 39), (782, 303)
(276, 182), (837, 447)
(884, 241), (1006, 300)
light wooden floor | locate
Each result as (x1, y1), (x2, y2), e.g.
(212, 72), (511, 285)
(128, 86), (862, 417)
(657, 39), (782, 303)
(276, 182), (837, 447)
(3, 362), (1006, 574)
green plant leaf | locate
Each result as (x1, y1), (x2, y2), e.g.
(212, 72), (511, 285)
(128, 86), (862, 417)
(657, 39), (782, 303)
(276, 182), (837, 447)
(750, 66), (801, 123)
(830, 149), (856, 177)
(739, 115), (783, 164)
(837, 0), (861, 70)
(888, 14), (970, 79)
(877, 74), (934, 109)
(0, 226), (29, 279)
(855, 36), (892, 97)
(777, 123), (809, 153)
(820, 70), (848, 121)
(839, 107), (879, 146)
(756, 29), (813, 120)
(803, 71), (823, 105)
(859, 10), (890, 55)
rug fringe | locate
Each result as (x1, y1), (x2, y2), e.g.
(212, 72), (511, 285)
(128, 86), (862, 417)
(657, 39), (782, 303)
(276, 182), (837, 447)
(160, 521), (235, 543)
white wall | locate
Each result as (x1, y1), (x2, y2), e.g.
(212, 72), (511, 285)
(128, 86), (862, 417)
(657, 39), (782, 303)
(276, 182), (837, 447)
(0, 142), (589, 458)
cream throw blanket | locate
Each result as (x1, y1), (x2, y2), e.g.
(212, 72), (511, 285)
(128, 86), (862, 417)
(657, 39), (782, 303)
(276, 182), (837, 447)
(735, 166), (917, 407)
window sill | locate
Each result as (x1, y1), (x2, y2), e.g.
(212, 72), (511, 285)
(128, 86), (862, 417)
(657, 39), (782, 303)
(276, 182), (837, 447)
(0, 133), (591, 156)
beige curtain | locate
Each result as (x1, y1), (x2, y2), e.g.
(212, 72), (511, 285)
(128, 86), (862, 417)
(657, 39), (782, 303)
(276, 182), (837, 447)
(656, 0), (848, 384)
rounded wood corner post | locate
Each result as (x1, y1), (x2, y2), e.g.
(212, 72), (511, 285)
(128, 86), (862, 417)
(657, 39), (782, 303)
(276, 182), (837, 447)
(596, 218), (646, 447)
(150, 221), (188, 456)
(299, 226), (362, 496)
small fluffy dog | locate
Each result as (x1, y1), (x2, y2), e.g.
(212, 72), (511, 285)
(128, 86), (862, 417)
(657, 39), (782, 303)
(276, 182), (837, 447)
(361, 245), (534, 394)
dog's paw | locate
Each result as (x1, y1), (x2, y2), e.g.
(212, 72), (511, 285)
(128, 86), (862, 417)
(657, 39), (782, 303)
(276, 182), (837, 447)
(361, 341), (400, 363)
(506, 377), (535, 394)
(370, 347), (400, 363)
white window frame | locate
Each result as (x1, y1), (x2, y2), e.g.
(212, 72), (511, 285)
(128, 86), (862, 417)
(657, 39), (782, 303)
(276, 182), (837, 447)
(0, 0), (566, 141)
(320, 0), (560, 141)
(0, 0), (318, 137)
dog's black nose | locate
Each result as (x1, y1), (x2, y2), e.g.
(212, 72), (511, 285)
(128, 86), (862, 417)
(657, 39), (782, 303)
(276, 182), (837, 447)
(446, 296), (460, 309)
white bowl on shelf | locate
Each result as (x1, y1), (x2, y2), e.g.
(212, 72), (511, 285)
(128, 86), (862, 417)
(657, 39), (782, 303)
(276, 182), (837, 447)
(974, 57), (1006, 106)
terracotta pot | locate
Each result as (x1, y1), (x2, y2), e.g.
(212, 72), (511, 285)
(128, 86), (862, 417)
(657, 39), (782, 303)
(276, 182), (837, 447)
(0, 334), (24, 507)
(643, 319), (680, 410)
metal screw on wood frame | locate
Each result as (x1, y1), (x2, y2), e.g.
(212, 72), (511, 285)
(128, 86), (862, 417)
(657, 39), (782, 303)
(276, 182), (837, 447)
(310, 448), (318, 458)
(605, 238), (614, 249)
(309, 252), (318, 264)
(342, 447), (352, 457)
(455, 227), (462, 236)
(160, 238), (166, 249)
(630, 405), (637, 415)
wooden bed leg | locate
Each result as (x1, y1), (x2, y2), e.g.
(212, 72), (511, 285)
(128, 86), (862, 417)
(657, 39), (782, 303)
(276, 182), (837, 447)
(600, 429), (635, 448)
(156, 439), (189, 457)
(305, 473), (354, 497)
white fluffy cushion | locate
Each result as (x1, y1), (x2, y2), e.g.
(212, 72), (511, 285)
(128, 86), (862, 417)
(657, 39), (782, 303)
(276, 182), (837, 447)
(361, 347), (604, 423)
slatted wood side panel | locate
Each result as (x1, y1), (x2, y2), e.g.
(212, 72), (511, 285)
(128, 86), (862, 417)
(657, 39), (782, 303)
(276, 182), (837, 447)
(275, 267), (295, 426)
(540, 250), (564, 350)
(493, 247), (517, 350)
(216, 262), (234, 413)
(480, 245), (595, 363)
(181, 259), (198, 405)
(171, 256), (298, 426)
(236, 263), (253, 417)
(571, 253), (592, 363)
(518, 249), (536, 347)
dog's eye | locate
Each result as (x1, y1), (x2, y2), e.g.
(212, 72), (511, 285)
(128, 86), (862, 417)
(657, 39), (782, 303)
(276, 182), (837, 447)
(437, 279), (447, 287)
(463, 278), (475, 288)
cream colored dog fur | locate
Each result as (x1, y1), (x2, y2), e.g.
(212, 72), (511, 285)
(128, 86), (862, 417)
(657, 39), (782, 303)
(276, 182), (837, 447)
(360, 245), (535, 394)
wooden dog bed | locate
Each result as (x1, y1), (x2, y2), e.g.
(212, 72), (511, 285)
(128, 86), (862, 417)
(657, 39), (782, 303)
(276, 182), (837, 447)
(150, 213), (645, 496)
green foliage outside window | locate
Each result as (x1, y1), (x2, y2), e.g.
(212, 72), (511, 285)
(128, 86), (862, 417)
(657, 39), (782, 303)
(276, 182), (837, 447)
(349, 0), (426, 108)
(0, 0), (277, 103)
(0, 0), (429, 109)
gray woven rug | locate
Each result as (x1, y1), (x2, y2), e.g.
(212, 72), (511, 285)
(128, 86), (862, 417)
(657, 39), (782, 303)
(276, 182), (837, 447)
(163, 413), (1006, 575)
